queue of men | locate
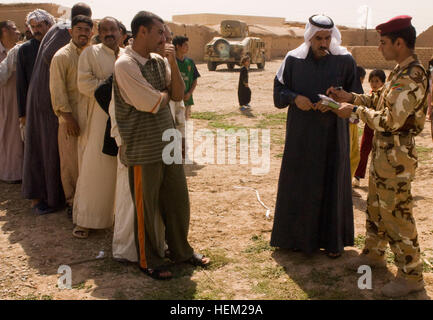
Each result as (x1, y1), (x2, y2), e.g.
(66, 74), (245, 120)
(0, 3), (208, 281)
(0, 4), (432, 297)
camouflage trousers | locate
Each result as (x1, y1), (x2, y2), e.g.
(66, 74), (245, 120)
(363, 134), (423, 281)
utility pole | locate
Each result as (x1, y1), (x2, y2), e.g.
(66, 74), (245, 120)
(364, 7), (369, 46)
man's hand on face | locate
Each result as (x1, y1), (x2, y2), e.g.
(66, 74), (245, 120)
(294, 95), (314, 111)
(335, 103), (354, 119)
(326, 87), (353, 103)
(164, 43), (176, 64)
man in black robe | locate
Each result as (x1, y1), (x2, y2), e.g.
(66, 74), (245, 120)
(271, 15), (363, 257)
(22, 3), (92, 214)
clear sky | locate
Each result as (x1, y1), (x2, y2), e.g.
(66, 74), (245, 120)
(3, 0), (433, 33)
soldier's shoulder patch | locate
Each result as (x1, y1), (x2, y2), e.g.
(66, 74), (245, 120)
(391, 83), (404, 91)
(408, 65), (426, 84)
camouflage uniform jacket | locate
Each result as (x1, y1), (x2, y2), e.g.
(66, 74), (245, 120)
(352, 55), (429, 180)
(353, 54), (429, 136)
(369, 88), (383, 111)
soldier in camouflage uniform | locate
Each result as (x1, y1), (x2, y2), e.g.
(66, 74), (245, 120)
(327, 16), (429, 298)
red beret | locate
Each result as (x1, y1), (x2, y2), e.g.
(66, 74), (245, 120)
(376, 15), (413, 35)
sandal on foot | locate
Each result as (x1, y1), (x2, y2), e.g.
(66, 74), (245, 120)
(141, 268), (172, 280)
(185, 252), (211, 267)
(73, 226), (89, 239)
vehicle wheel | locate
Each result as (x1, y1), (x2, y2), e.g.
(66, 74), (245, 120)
(257, 54), (266, 70)
(227, 63), (235, 70)
(207, 61), (217, 71)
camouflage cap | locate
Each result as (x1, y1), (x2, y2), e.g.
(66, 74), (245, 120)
(376, 15), (413, 35)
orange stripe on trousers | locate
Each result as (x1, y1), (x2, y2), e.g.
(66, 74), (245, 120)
(134, 166), (147, 269)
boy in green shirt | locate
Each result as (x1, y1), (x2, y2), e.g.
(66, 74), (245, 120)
(173, 36), (200, 120)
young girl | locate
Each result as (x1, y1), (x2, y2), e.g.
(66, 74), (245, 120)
(238, 56), (251, 111)
(349, 66), (366, 180)
(353, 69), (386, 186)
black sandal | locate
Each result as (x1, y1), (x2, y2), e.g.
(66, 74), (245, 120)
(141, 268), (173, 280)
(185, 253), (210, 267)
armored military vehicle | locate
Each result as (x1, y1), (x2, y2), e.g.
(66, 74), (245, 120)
(204, 20), (266, 71)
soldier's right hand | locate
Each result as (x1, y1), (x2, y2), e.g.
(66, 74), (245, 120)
(326, 87), (353, 103)
(294, 95), (314, 111)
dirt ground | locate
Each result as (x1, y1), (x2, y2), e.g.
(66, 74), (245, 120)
(0, 59), (432, 300)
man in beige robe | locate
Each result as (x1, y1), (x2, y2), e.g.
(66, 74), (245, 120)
(50, 15), (93, 216)
(0, 20), (23, 183)
(73, 17), (123, 238)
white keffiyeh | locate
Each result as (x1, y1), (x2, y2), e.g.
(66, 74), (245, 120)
(277, 15), (351, 84)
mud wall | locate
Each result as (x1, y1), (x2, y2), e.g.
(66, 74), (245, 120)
(173, 14), (285, 27)
(166, 22), (219, 62)
(417, 26), (433, 48)
(340, 29), (380, 46)
(349, 46), (433, 70)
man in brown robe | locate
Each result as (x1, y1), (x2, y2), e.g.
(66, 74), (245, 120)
(22, 4), (91, 215)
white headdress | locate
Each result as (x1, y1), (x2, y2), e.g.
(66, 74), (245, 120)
(26, 9), (56, 27)
(276, 15), (350, 84)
